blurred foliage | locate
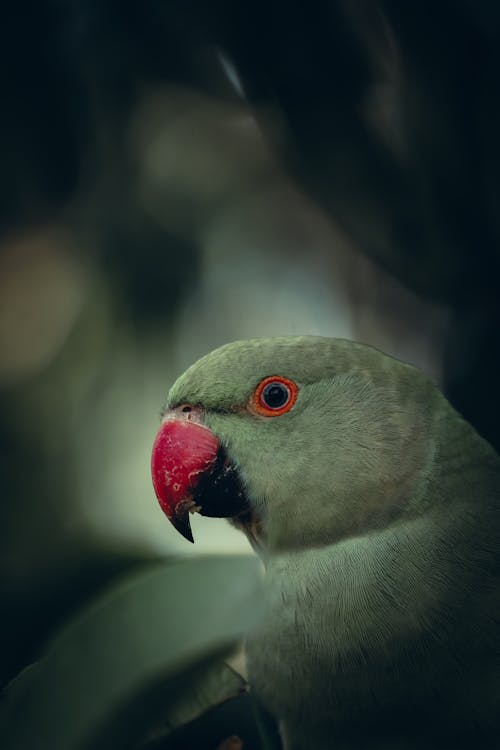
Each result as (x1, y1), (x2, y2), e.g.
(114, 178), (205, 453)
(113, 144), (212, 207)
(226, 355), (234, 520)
(0, 0), (499, 747)
(0, 556), (263, 749)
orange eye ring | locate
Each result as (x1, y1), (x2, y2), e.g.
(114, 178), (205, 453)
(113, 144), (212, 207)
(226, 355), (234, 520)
(251, 375), (299, 417)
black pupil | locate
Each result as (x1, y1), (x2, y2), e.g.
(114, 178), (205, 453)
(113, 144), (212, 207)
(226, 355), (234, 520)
(262, 382), (290, 409)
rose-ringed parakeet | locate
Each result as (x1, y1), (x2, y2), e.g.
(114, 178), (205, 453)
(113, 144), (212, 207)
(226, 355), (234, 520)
(151, 337), (500, 749)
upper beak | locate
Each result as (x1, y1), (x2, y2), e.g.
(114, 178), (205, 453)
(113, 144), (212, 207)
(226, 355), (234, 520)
(151, 413), (220, 543)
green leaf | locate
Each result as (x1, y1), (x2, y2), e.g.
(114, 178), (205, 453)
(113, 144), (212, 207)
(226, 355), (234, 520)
(164, 661), (246, 732)
(0, 555), (262, 750)
(140, 660), (247, 746)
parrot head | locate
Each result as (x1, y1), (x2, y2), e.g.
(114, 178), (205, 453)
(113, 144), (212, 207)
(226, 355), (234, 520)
(151, 337), (437, 552)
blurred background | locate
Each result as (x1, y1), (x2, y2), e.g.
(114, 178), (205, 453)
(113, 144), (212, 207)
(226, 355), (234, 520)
(1, 0), (500, 692)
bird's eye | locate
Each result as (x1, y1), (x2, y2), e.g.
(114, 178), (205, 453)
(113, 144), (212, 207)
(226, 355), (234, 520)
(251, 376), (298, 417)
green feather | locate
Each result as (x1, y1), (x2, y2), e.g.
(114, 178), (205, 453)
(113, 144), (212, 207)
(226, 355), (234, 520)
(165, 336), (500, 748)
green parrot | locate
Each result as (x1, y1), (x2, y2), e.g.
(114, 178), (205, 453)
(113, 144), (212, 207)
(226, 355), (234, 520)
(151, 337), (500, 749)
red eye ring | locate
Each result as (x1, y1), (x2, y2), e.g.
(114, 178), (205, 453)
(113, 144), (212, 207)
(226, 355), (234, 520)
(251, 376), (298, 417)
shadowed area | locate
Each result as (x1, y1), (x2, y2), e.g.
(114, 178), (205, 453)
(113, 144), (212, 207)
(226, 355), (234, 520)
(0, 2), (499, 747)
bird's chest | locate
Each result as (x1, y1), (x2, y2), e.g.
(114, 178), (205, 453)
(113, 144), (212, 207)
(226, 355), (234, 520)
(245, 556), (358, 724)
(245, 551), (418, 732)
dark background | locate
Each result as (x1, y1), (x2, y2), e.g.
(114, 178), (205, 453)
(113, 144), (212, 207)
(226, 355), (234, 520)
(1, 0), (499, 711)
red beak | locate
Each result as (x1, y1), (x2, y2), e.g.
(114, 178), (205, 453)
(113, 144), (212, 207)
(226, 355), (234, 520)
(151, 418), (220, 542)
